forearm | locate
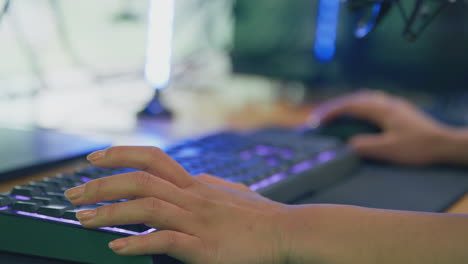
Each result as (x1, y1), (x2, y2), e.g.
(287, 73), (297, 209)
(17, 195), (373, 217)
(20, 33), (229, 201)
(437, 128), (468, 166)
(283, 205), (468, 264)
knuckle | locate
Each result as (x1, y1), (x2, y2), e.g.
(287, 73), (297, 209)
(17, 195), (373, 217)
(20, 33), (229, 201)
(132, 171), (154, 189)
(146, 146), (165, 158)
(164, 231), (179, 250)
(142, 197), (161, 213)
(98, 204), (115, 219)
(195, 174), (213, 183)
(195, 197), (216, 216)
(85, 179), (104, 198)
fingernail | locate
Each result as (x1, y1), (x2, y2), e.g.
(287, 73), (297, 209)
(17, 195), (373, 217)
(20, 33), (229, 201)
(87, 150), (106, 162)
(306, 114), (321, 129)
(76, 209), (96, 222)
(109, 240), (127, 251)
(64, 185), (84, 201)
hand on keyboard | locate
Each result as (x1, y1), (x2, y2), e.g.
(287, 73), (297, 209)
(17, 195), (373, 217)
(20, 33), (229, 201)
(311, 91), (457, 166)
(65, 146), (293, 264)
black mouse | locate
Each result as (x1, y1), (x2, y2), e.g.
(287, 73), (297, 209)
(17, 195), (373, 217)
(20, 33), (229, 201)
(306, 115), (382, 142)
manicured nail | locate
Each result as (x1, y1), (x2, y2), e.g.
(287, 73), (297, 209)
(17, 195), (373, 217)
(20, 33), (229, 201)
(87, 150), (106, 162)
(109, 240), (127, 251)
(64, 185), (84, 201)
(76, 209), (96, 222)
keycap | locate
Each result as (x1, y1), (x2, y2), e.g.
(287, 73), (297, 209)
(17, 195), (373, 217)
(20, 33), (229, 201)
(42, 178), (69, 188)
(74, 168), (103, 178)
(26, 182), (59, 193)
(12, 201), (41, 212)
(11, 186), (42, 197)
(45, 192), (69, 202)
(0, 196), (13, 207)
(56, 173), (81, 181)
(62, 205), (101, 221)
(31, 196), (59, 206)
(38, 204), (74, 218)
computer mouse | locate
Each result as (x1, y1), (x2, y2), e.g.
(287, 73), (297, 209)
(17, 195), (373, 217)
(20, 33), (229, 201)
(306, 115), (382, 142)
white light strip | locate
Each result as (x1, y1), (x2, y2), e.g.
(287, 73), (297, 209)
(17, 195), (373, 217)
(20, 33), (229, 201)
(144, 0), (174, 89)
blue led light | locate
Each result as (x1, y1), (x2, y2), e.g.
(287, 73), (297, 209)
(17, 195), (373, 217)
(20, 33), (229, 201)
(355, 3), (382, 38)
(314, 0), (341, 62)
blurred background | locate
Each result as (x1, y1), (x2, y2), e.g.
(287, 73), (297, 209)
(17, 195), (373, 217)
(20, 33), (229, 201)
(0, 0), (467, 143)
(0, 0), (152, 133)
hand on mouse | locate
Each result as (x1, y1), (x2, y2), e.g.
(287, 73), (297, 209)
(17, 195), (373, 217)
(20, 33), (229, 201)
(310, 91), (462, 166)
(64, 146), (295, 264)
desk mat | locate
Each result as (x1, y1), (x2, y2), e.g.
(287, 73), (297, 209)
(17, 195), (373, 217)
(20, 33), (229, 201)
(293, 162), (468, 212)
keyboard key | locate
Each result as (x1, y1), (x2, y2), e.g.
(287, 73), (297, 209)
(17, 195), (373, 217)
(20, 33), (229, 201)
(0, 196), (13, 207)
(11, 186), (42, 197)
(12, 201), (41, 212)
(62, 211), (78, 221)
(45, 192), (69, 202)
(63, 205), (101, 221)
(26, 182), (59, 193)
(74, 168), (106, 178)
(56, 173), (81, 181)
(42, 178), (68, 188)
(38, 204), (74, 218)
(31, 196), (59, 206)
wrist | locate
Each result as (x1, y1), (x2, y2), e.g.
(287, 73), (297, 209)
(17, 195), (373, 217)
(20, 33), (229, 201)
(277, 205), (323, 264)
(278, 204), (355, 264)
(434, 128), (468, 166)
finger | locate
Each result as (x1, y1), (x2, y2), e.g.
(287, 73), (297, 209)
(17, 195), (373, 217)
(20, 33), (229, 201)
(87, 146), (196, 188)
(65, 171), (189, 208)
(77, 197), (194, 232)
(312, 92), (392, 126)
(109, 230), (203, 263)
(195, 174), (250, 191)
(349, 134), (394, 160)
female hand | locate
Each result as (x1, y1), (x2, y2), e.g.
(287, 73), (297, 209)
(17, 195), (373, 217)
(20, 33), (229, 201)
(65, 146), (292, 264)
(310, 91), (455, 166)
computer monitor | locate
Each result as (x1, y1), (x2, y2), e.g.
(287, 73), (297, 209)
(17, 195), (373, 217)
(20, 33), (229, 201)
(230, 0), (468, 94)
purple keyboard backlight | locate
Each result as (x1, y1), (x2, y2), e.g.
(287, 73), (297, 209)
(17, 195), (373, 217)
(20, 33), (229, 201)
(250, 173), (288, 191)
(251, 150), (338, 190)
(15, 211), (156, 236)
(13, 195), (31, 201)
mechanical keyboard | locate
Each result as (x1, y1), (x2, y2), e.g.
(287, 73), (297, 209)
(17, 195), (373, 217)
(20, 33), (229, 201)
(0, 128), (359, 264)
